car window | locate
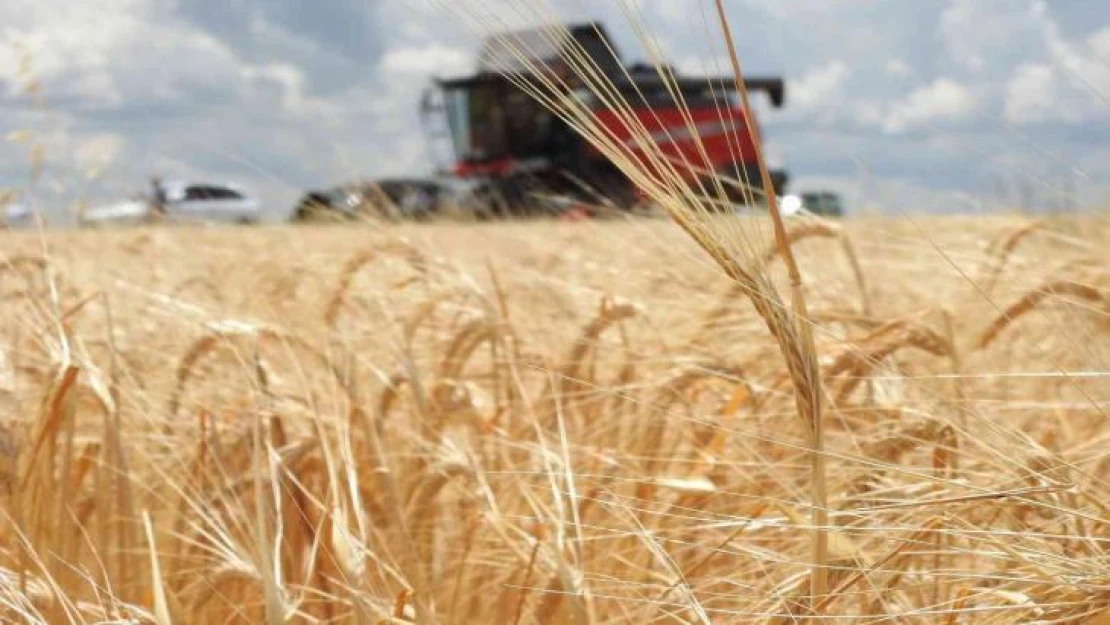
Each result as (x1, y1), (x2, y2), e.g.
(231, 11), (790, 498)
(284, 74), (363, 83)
(183, 186), (244, 201)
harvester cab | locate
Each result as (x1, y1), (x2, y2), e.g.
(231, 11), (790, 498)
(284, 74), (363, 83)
(420, 21), (788, 214)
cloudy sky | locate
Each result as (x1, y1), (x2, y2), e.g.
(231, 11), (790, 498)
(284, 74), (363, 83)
(1, 0), (1108, 221)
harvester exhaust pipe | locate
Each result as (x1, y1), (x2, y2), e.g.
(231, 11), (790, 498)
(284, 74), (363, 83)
(742, 77), (785, 108)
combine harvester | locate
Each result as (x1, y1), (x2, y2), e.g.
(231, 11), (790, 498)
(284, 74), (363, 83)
(300, 21), (789, 220)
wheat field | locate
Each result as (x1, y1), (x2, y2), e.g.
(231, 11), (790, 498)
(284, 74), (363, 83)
(0, 212), (1106, 624)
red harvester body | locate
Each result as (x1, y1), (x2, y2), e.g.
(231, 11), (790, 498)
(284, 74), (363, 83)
(422, 22), (787, 214)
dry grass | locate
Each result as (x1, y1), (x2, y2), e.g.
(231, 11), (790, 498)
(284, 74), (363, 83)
(0, 213), (1106, 623)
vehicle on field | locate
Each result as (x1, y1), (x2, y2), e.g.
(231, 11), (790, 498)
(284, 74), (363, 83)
(291, 177), (454, 222)
(80, 179), (262, 227)
(2, 196), (36, 228)
(800, 191), (845, 217)
(418, 21), (788, 215)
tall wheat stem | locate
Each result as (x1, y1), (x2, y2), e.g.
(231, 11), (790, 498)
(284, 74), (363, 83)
(712, 0), (828, 604)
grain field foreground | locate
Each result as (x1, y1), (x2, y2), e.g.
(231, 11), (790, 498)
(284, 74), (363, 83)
(0, 214), (1108, 623)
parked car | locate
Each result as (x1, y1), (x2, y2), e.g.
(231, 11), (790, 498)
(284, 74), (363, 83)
(291, 184), (367, 222)
(291, 177), (453, 222)
(800, 191), (845, 217)
(80, 179), (262, 227)
(3, 199), (35, 228)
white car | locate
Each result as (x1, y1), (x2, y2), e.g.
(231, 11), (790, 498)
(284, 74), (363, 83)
(3, 201), (34, 228)
(80, 180), (262, 227)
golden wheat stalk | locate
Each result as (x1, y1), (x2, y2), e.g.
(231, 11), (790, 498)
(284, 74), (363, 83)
(323, 241), (429, 327)
(979, 219), (1044, 296)
(978, 278), (1107, 348)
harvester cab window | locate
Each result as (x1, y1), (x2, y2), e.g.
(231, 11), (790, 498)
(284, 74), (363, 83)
(471, 84), (508, 160)
(442, 78), (565, 165)
(504, 88), (559, 158)
(443, 82), (508, 163)
(444, 88), (472, 163)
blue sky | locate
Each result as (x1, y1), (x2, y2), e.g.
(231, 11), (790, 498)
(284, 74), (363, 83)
(1, 0), (1108, 220)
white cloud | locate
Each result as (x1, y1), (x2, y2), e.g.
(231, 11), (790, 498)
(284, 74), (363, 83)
(73, 133), (124, 173)
(240, 63), (319, 115)
(1003, 63), (1060, 124)
(938, 0), (1047, 72)
(380, 44), (471, 78)
(788, 60), (850, 114)
(882, 78), (975, 133)
(939, 2), (988, 71)
(1044, 27), (1110, 105)
(885, 58), (912, 78)
(750, 0), (881, 21)
(1089, 27), (1110, 58)
(1002, 23), (1110, 125)
(938, 0), (1110, 127)
(647, 0), (686, 23)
